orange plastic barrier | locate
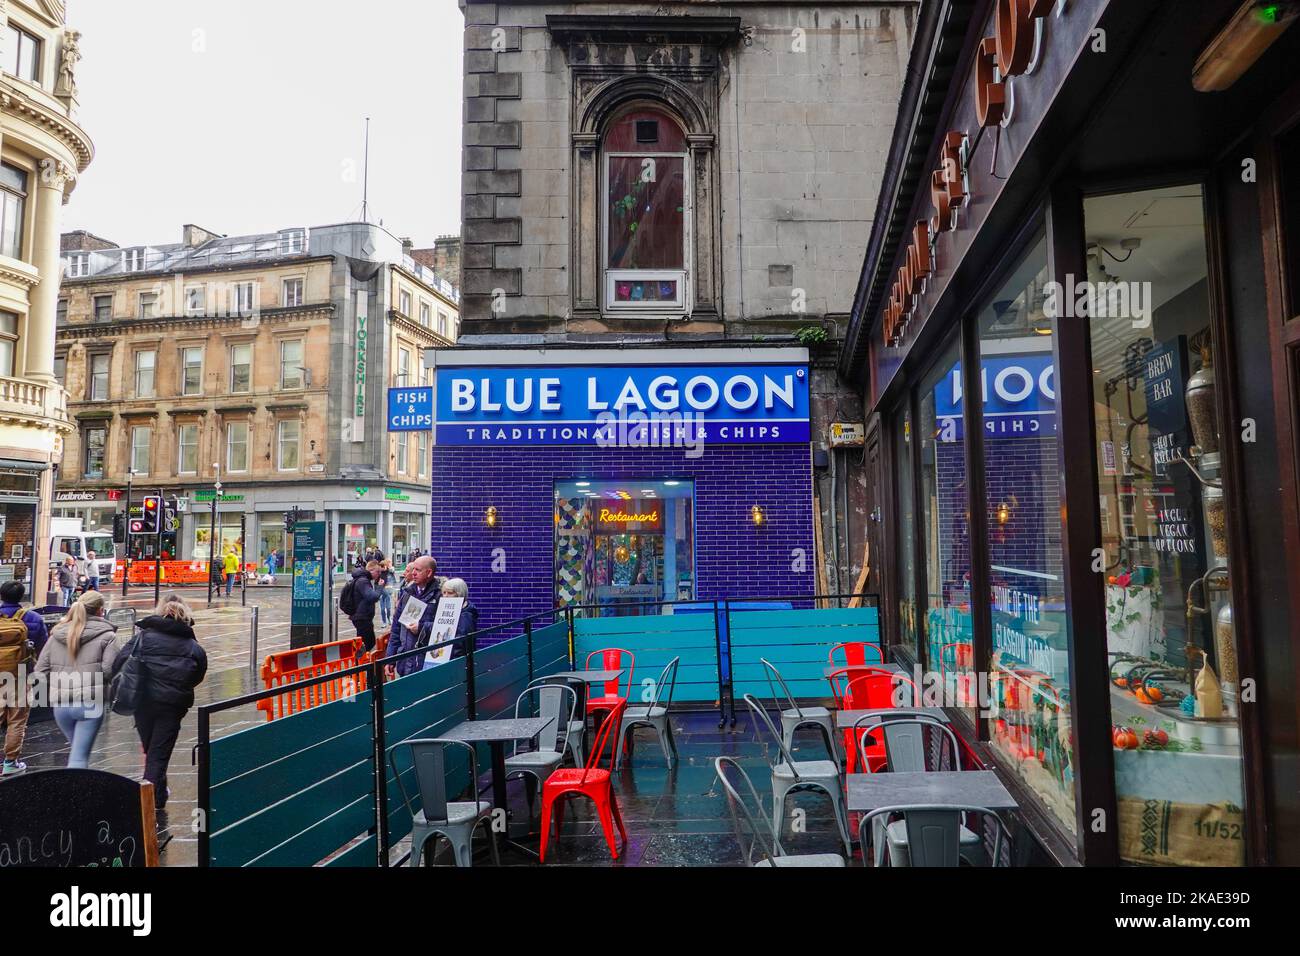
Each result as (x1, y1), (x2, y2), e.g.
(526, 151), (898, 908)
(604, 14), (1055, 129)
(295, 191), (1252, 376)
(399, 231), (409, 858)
(122, 560), (212, 585)
(257, 637), (376, 721)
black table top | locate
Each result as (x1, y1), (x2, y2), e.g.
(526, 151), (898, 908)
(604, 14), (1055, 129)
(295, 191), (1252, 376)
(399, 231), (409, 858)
(845, 771), (1018, 813)
(442, 716), (555, 744)
(560, 668), (624, 684)
(823, 662), (905, 678)
(835, 707), (951, 729)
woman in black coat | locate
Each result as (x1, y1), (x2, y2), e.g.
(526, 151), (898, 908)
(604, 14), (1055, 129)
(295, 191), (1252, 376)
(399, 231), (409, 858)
(114, 592), (207, 808)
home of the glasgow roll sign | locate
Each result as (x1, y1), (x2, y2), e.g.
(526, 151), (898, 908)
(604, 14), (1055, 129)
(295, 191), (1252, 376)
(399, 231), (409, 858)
(882, 0), (1065, 349)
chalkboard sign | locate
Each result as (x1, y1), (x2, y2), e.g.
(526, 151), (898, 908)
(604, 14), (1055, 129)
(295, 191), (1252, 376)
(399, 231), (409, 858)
(0, 769), (159, 868)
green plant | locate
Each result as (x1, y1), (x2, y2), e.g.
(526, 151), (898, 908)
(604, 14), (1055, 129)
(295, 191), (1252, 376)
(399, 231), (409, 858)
(795, 325), (828, 346)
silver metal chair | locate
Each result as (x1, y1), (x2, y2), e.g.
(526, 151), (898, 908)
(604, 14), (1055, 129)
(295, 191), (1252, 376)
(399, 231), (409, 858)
(714, 756), (846, 867)
(853, 713), (960, 774)
(858, 804), (1006, 867)
(760, 657), (840, 762)
(387, 738), (500, 867)
(528, 674), (587, 766)
(744, 693), (852, 856)
(614, 656), (680, 771)
(504, 683), (574, 816)
(853, 714), (981, 864)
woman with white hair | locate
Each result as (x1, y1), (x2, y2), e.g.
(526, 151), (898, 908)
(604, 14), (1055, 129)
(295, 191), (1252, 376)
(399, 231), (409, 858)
(420, 577), (479, 668)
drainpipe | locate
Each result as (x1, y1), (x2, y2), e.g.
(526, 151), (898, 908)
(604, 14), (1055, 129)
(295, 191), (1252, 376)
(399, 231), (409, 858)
(828, 447), (841, 598)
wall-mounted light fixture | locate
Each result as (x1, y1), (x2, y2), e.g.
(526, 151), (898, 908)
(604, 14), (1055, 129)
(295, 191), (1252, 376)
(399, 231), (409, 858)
(750, 504), (766, 527)
(485, 505), (498, 529)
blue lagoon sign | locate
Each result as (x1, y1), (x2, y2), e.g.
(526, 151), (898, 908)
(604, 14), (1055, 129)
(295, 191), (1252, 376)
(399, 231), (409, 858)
(434, 362), (810, 446)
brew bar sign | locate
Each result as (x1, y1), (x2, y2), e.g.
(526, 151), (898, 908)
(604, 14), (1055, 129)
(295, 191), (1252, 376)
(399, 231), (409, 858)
(434, 362), (810, 446)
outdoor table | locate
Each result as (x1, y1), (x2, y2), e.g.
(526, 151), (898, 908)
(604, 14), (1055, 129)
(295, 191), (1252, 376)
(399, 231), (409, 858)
(845, 770), (1018, 813)
(824, 662), (904, 679)
(560, 668), (624, 685)
(442, 716), (556, 857)
(836, 707), (950, 729)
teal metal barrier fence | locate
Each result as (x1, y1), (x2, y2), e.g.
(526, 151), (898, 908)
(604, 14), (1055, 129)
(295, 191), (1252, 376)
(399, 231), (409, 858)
(196, 594), (878, 865)
(197, 609), (567, 868)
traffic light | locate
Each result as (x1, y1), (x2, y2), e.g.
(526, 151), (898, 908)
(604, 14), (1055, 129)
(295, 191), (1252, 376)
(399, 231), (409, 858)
(132, 495), (161, 536)
(284, 507), (299, 533)
(113, 512), (126, 544)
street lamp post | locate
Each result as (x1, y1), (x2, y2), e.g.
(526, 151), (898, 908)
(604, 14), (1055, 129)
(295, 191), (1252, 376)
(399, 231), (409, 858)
(207, 463), (221, 606)
(122, 468), (135, 597)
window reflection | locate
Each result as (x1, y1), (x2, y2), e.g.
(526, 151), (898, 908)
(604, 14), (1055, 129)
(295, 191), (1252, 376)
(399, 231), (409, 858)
(1085, 185), (1244, 866)
(973, 234), (1075, 833)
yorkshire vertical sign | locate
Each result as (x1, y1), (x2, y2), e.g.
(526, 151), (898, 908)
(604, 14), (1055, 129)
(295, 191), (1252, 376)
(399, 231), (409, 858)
(352, 290), (367, 442)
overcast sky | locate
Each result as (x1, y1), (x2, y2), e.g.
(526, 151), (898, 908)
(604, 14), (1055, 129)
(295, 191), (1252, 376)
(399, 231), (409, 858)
(62, 0), (465, 248)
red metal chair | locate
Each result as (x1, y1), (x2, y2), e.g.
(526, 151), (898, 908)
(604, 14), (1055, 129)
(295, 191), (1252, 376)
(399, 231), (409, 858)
(827, 641), (885, 669)
(830, 667), (918, 773)
(538, 702), (628, 862)
(584, 648), (635, 724)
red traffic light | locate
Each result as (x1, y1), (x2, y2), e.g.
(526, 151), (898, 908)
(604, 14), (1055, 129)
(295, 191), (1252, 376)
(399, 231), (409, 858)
(144, 498), (158, 509)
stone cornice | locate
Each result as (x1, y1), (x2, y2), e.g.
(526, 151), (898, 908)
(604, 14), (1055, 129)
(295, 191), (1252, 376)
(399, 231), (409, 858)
(0, 83), (93, 172)
(55, 304), (335, 340)
(385, 308), (453, 348)
(0, 256), (40, 289)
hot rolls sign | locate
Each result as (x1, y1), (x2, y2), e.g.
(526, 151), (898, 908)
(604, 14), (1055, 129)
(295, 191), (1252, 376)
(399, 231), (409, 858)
(882, 0), (1066, 350)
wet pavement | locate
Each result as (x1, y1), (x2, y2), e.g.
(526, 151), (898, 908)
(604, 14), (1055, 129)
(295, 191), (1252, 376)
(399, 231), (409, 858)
(398, 712), (853, 867)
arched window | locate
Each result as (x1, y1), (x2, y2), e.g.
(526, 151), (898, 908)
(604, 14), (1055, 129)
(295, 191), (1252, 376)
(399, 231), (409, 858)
(602, 107), (688, 312)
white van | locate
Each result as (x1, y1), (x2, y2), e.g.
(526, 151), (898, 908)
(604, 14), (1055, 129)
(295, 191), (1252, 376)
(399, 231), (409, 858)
(50, 517), (117, 586)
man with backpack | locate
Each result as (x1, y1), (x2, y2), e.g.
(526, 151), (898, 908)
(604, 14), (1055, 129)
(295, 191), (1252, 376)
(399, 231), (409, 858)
(0, 581), (48, 776)
(340, 560), (381, 652)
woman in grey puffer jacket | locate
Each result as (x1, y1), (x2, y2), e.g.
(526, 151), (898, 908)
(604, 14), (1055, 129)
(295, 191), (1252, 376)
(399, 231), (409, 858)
(34, 590), (119, 768)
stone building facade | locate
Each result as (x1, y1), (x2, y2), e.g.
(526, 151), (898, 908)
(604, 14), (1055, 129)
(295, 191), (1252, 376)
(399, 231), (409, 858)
(435, 2), (915, 620)
(0, 0), (93, 596)
(458, 1), (914, 339)
(55, 222), (458, 571)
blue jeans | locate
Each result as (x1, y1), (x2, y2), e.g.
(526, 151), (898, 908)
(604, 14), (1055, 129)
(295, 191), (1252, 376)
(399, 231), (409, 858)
(54, 705), (103, 769)
(85, 578), (98, 591)
(60, 587), (75, 606)
(379, 587), (393, 624)
(225, 572), (235, 596)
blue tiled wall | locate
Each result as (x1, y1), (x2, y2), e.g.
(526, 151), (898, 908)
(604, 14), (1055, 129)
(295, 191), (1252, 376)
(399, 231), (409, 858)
(429, 444), (816, 629)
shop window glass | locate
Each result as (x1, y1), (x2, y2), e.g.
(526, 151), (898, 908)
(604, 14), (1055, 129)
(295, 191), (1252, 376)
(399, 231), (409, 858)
(893, 402), (917, 657)
(918, 339), (972, 704)
(971, 234), (1075, 832)
(1085, 185), (1243, 866)
(554, 478), (694, 616)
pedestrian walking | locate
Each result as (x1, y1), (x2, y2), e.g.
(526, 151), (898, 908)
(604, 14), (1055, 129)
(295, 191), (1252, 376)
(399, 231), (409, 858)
(0, 581), (49, 776)
(378, 559), (395, 625)
(112, 593), (207, 807)
(35, 590), (118, 769)
(266, 549), (279, 584)
(57, 556), (78, 606)
(223, 546), (239, 597)
(84, 550), (100, 591)
(340, 560), (381, 652)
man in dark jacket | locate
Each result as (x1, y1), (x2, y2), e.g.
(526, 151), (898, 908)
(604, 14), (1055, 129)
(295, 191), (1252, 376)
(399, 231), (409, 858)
(113, 593), (207, 807)
(346, 561), (381, 652)
(384, 556), (442, 678)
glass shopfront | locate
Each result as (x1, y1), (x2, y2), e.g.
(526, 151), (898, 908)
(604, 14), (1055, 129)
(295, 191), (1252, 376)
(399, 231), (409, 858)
(1083, 185), (1244, 866)
(554, 478), (695, 615)
(918, 338), (974, 714)
(973, 234), (1075, 834)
